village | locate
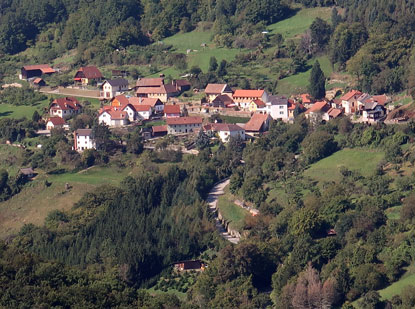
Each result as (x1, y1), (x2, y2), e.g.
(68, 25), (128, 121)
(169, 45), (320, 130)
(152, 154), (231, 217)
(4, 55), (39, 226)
(17, 63), (396, 153)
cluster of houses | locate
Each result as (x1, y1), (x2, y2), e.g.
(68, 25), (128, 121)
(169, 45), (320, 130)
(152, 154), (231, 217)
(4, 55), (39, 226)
(20, 63), (393, 154)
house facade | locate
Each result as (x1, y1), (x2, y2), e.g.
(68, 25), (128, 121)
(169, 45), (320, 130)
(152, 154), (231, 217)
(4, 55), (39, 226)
(101, 78), (129, 99)
(49, 97), (82, 119)
(98, 110), (128, 127)
(233, 89), (269, 109)
(74, 129), (96, 152)
(204, 123), (245, 142)
(305, 101), (331, 122)
(267, 96), (289, 121)
(136, 85), (178, 102)
(341, 90), (363, 114)
(166, 116), (203, 134)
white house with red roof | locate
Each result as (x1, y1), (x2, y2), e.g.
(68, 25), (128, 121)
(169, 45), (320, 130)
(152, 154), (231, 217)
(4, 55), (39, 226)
(233, 89), (269, 109)
(122, 104), (152, 120)
(305, 101), (332, 122)
(46, 117), (66, 130)
(166, 116), (203, 134)
(74, 129), (96, 152)
(164, 105), (181, 118)
(203, 123), (245, 142)
(99, 109), (128, 127)
(49, 97), (82, 119)
(341, 90), (363, 114)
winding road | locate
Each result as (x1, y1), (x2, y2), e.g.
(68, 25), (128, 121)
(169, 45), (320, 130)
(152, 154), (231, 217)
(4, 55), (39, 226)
(206, 179), (240, 244)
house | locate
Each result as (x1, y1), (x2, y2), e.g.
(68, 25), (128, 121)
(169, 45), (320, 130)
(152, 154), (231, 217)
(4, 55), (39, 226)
(357, 94), (391, 113)
(74, 66), (103, 85)
(203, 123), (245, 142)
(127, 104), (152, 120)
(74, 129), (96, 152)
(173, 260), (205, 272)
(49, 97), (82, 119)
(32, 78), (46, 87)
(136, 77), (164, 88)
(326, 107), (343, 120)
(136, 84), (178, 102)
(166, 116), (203, 134)
(305, 101), (331, 122)
(300, 94), (313, 108)
(20, 64), (55, 80)
(248, 99), (266, 113)
(120, 104), (137, 122)
(267, 96), (289, 121)
(46, 117), (66, 130)
(244, 113), (272, 135)
(129, 97), (164, 113)
(204, 84), (233, 102)
(111, 94), (130, 107)
(287, 100), (305, 121)
(164, 105), (181, 118)
(101, 78), (129, 99)
(98, 109), (129, 127)
(19, 168), (35, 179)
(152, 125), (168, 137)
(233, 89), (269, 109)
(211, 94), (234, 108)
(340, 90), (362, 114)
(362, 102), (386, 122)
(172, 79), (191, 92)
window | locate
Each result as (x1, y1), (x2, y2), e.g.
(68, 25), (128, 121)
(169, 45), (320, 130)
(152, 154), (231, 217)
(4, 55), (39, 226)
(279, 106), (284, 109)
(280, 111), (284, 115)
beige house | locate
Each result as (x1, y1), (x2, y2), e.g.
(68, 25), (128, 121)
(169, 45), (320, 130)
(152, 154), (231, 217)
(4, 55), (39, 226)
(166, 116), (203, 134)
(233, 89), (269, 109)
(204, 84), (233, 102)
(136, 85), (178, 103)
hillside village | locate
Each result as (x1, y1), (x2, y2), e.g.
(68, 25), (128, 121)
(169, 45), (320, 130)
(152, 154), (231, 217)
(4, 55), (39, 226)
(16, 63), (396, 153)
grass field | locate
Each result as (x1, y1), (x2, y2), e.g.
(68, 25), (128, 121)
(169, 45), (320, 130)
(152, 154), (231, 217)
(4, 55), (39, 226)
(304, 148), (385, 183)
(219, 115), (250, 124)
(267, 7), (332, 39)
(385, 206), (402, 220)
(276, 55), (333, 95)
(0, 181), (95, 238)
(0, 97), (50, 119)
(217, 188), (249, 231)
(379, 269), (415, 300)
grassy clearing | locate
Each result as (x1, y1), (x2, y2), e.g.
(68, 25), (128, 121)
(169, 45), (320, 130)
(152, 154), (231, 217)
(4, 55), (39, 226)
(276, 56), (333, 95)
(219, 115), (250, 124)
(379, 269), (415, 300)
(267, 7), (332, 39)
(385, 206), (401, 220)
(217, 188), (249, 231)
(0, 98), (50, 119)
(304, 148), (385, 183)
(162, 31), (213, 52)
(0, 180), (95, 238)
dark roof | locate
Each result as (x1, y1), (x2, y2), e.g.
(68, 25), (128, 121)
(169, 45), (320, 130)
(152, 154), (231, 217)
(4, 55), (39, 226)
(77, 66), (103, 79)
(104, 78), (128, 87)
(174, 79), (191, 87)
(269, 95), (288, 105)
(212, 94), (234, 104)
(76, 129), (93, 136)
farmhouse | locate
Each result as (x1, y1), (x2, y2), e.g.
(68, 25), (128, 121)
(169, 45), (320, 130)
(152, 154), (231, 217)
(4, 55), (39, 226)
(233, 89), (269, 109)
(99, 109), (129, 127)
(211, 94), (234, 108)
(300, 93), (313, 108)
(20, 64), (55, 80)
(123, 104), (152, 120)
(74, 66), (103, 85)
(203, 123), (245, 142)
(244, 113), (272, 135)
(166, 116), (203, 134)
(101, 78), (129, 99)
(49, 97), (82, 119)
(32, 78), (46, 87)
(305, 101), (331, 122)
(164, 105), (181, 118)
(341, 90), (362, 114)
(129, 97), (164, 113)
(136, 77), (164, 88)
(172, 79), (191, 92)
(46, 117), (66, 130)
(361, 102), (386, 122)
(205, 84), (233, 102)
(74, 129), (96, 152)
(136, 84), (178, 102)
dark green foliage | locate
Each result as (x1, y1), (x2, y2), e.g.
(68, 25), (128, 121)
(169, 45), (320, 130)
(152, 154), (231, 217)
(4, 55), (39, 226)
(126, 128), (143, 155)
(208, 56), (218, 72)
(301, 130), (337, 164)
(310, 17), (332, 49)
(308, 60), (326, 99)
(0, 86), (46, 106)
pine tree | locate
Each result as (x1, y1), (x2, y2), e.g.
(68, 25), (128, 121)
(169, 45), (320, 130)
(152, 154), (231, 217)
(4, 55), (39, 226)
(309, 60), (326, 100)
(32, 110), (41, 122)
(208, 56), (218, 72)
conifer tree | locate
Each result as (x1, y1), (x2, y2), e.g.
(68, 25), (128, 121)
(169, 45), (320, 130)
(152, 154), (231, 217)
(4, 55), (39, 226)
(309, 60), (326, 100)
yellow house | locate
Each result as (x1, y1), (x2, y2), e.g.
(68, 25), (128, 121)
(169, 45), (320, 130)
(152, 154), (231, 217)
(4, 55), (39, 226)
(248, 99), (266, 112)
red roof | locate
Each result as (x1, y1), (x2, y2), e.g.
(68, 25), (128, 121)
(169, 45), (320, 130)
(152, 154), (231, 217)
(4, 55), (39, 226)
(23, 64), (55, 74)
(113, 95), (129, 106)
(152, 125), (167, 133)
(233, 89), (264, 98)
(33, 78), (43, 84)
(244, 113), (270, 132)
(164, 105), (181, 115)
(166, 116), (203, 125)
(131, 104), (152, 112)
(371, 95), (390, 106)
(47, 117), (65, 125)
(50, 97), (82, 111)
(327, 108), (342, 118)
(340, 90), (362, 102)
(136, 78), (164, 87)
(76, 66), (103, 79)
(100, 109), (128, 120)
(305, 101), (331, 114)
(129, 97), (162, 107)
(205, 84), (228, 94)
(300, 93), (312, 104)
(252, 99), (266, 108)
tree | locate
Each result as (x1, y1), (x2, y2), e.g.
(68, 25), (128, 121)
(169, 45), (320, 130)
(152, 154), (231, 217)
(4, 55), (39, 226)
(308, 60), (326, 100)
(301, 131), (337, 164)
(310, 18), (332, 50)
(195, 130), (210, 150)
(331, 7), (342, 29)
(126, 129), (143, 155)
(92, 123), (112, 152)
(217, 60), (227, 77)
(32, 110), (41, 122)
(208, 56), (218, 72)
